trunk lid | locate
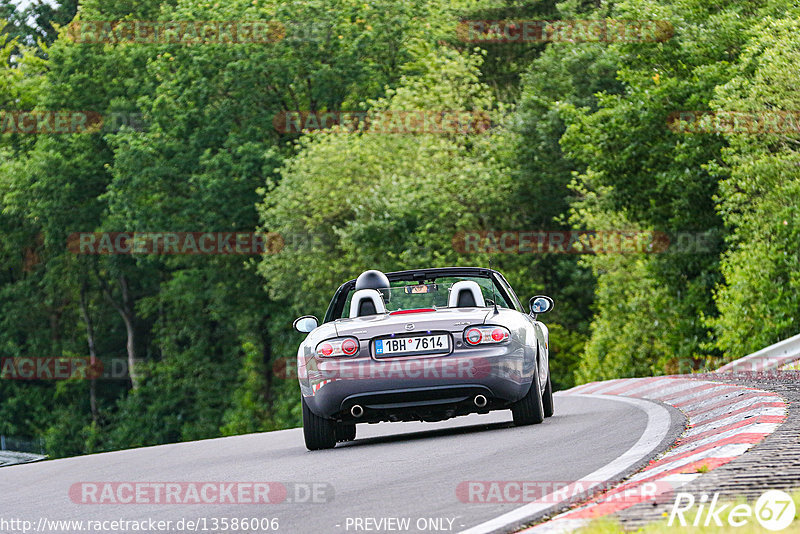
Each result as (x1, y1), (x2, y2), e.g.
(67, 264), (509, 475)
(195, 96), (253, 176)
(334, 308), (491, 340)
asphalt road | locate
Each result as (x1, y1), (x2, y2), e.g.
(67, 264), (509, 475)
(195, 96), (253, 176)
(0, 395), (674, 534)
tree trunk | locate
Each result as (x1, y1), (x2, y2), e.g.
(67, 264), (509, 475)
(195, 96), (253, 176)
(49, 308), (62, 355)
(117, 275), (139, 389)
(261, 327), (272, 404)
(97, 272), (139, 389)
(79, 281), (99, 423)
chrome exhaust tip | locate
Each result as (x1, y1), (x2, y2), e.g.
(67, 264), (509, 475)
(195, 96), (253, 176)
(351, 405), (364, 418)
(473, 395), (488, 408)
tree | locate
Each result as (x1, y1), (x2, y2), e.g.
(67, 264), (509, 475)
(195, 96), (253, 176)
(555, 0), (775, 378)
(707, 14), (800, 359)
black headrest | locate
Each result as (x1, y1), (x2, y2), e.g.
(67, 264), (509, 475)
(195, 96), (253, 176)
(457, 291), (477, 308)
(358, 299), (378, 317)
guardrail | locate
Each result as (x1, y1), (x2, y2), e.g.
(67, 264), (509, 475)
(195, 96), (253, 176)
(0, 435), (46, 467)
(0, 434), (45, 454)
(0, 450), (46, 467)
(716, 331), (800, 372)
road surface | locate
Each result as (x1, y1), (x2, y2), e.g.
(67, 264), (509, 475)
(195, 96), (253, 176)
(0, 394), (680, 534)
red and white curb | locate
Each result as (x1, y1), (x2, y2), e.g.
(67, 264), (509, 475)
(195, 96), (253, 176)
(520, 376), (787, 533)
(459, 395), (673, 534)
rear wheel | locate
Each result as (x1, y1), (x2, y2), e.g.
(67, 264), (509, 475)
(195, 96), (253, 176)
(302, 398), (337, 450)
(511, 359), (545, 426)
(543, 369), (554, 417)
(336, 423), (356, 442)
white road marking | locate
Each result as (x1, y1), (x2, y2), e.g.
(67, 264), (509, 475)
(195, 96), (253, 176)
(457, 394), (672, 534)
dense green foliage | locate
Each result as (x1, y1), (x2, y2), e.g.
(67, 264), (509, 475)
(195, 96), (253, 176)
(0, 0), (797, 457)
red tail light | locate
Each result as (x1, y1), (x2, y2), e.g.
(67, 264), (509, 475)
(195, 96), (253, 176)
(465, 328), (483, 345)
(316, 337), (360, 357)
(464, 326), (510, 346)
(341, 338), (358, 355)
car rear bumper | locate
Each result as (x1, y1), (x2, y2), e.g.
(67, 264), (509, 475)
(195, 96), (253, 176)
(301, 344), (534, 420)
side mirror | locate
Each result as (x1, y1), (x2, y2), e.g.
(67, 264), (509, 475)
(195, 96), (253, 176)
(529, 296), (554, 317)
(293, 315), (319, 333)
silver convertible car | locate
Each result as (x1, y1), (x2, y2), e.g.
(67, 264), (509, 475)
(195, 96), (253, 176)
(293, 267), (554, 450)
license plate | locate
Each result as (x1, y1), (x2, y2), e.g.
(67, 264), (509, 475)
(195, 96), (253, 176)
(374, 334), (450, 357)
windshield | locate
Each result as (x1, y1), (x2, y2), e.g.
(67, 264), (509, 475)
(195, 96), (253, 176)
(339, 276), (509, 317)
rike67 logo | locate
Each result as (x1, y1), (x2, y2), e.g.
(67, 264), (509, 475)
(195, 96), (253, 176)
(668, 490), (796, 531)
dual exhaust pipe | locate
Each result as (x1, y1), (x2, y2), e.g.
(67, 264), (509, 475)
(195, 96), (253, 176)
(350, 395), (487, 418)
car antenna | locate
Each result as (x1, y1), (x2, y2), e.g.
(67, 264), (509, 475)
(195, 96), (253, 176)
(489, 256), (499, 315)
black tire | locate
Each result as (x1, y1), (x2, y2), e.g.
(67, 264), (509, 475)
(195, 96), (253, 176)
(543, 369), (554, 418)
(302, 398), (337, 450)
(511, 359), (545, 426)
(335, 423), (356, 442)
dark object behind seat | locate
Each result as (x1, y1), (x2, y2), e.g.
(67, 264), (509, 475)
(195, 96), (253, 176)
(457, 291), (477, 307)
(359, 299), (378, 316)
